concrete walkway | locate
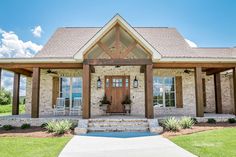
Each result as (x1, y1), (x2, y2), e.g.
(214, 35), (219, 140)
(59, 134), (196, 157)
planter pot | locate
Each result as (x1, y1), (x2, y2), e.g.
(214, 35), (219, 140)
(100, 104), (109, 112)
(124, 104), (131, 114)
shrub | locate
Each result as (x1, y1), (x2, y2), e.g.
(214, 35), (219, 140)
(40, 123), (47, 128)
(45, 121), (56, 133)
(207, 118), (216, 124)
(180, 117), (194, 129)
(45, 120), (73, 135)
(163, 117), (181, 132)
(2, 125), (13, 130)
(191, 118), (198, 124)
(21, 123), (31, 129)
(0, 88), (11, 105)
(228, 118), (236, 123)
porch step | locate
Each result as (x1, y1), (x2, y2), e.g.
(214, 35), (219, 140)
(87, 119), (149, 132)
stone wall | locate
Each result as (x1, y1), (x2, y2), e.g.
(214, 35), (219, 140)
(90, 66), (145, 117)
(153, 69), (196, 117)
(25, 69), (82, 115)
(204, 74), (235, 114)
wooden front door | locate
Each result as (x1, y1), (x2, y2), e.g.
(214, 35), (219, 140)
(105, 76), (130, 113)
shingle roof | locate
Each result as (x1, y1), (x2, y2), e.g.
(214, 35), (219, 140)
(34, 27), (235, 59)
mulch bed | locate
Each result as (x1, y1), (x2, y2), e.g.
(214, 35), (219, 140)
(0, 127), (73, 138)
(162, 122), (236, 138)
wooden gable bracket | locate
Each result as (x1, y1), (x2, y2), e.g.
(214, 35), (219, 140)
(140, 65), (145, 73)
(90, 65), (95, 73)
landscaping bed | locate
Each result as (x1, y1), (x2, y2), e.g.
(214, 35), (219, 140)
(162, 122), (236, 138)
(0, 126), (73, 138)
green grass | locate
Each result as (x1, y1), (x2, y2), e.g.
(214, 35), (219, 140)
(0, 104), (25, 115)
(171, 128), (236, 157)
(0, 137), (71, 157)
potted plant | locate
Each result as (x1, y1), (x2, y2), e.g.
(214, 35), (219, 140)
(122, 95), (132, 114)
(99, 94), (110, 112)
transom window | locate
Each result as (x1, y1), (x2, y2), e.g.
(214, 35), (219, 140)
(153, 77), (176, 107)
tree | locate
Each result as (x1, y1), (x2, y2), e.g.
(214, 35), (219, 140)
(0, 88), (11, 105)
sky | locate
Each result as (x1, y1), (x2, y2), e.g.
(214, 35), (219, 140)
(0, 0), (236, 96)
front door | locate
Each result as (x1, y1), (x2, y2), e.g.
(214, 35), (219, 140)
(105, 76), (130, 113)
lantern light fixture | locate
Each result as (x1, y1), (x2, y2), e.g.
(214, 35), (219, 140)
(97, 76), (102, 88)
(133, 76), (138, 88)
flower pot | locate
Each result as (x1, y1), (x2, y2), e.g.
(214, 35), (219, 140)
(124, 104), (131, 114)
(101, 104), (109, 112)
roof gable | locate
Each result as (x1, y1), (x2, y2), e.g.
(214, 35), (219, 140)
(73, 14), (161, 60)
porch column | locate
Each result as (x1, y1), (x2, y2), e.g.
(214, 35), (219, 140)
(194, 67), (204, 117)
(0, 68), (2, 90)
(233, 67), (236, 115)
(82, 64), (91, 119)
(145, 64), (154, 118)
(12, 72), (20, 115)
(214, 73), (222, 113)
(31, 68), (40, 118)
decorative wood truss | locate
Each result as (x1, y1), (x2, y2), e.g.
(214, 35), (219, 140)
(84, 24), (151, 59)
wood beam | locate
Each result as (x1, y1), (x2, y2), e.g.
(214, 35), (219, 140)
(195, 67), (204, 117)
(115, 25), (121, 55)
(205, 68), (230, 75)
(82, 64), (91, 119)
(0, 63), (83, 69)
(214, 73), (222, 114)
(154, 63), (236, 69)
(31, 68), (40, 118)
(5, 68), (32, 77)
(97, 41), (114, 58)
(121, 42), (137, 58)
(12, 73), (20, 115)
(145, 64), (154, 118)
(233, 67), (236, 115)
(84, 59), (152, 66)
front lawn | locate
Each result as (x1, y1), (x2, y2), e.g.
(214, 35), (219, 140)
(0, 137), (71, 157)
(171, 128), (236, 157)
(0, 104), (25, 115)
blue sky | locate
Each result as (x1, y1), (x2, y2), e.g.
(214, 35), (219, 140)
(0, 0), (236, 95)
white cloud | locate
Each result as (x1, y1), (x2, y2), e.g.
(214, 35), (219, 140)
(0, 28), (43, 96)
(185, 39), (198, 48)
(0, 29), (43, 58)
(31, 25), (43, 38)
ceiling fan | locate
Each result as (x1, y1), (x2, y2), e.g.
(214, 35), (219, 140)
(46, 69), (58, 75)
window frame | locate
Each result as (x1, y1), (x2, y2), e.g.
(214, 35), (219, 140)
(153, 76), (176, 108)
(59, 77), (83, 108)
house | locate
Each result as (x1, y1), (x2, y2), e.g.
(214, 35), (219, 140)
(0, 14), (236, 119)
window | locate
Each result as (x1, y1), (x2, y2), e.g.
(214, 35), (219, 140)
(112, 78), (122, 87)
(153, 77), (176, 107)
(60, 77), (82, 108)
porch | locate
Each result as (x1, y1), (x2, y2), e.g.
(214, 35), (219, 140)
(0, 62), (236, 119)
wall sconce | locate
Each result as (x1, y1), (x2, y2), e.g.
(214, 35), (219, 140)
(133, 76), (138, 88)
(97, 76), (102, 88)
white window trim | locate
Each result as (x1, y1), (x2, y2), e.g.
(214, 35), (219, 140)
(59, 77), (83, 109)
(153, 76), (176, 108)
